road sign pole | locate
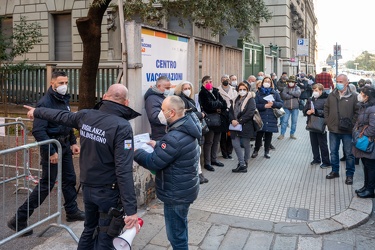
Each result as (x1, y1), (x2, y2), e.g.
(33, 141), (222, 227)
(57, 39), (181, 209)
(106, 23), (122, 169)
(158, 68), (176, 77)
(335, 42), (338, 80)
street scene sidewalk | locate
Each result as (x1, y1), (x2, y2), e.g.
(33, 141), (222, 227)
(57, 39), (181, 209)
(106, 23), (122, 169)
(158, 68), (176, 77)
(2, 112), (374, 249)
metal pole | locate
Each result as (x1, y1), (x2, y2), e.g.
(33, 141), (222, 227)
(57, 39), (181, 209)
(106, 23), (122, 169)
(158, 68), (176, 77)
(335, 42), (338, 80)
(117, 0), (127, 86)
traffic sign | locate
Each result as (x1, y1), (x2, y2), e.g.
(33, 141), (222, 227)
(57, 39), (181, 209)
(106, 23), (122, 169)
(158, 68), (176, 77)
(334, 44), (342, 56)
(297, 38), (309, 56)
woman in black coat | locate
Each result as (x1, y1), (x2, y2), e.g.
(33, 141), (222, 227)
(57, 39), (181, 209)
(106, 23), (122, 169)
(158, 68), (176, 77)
(199, 75), (228, 172)
(229, 82), (256, 173)
(303, 83), (330, 168)
(175, 81), (208, 184)
(352, 86), (375, 198)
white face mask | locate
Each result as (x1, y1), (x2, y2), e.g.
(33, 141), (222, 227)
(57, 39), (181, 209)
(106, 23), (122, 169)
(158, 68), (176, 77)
(164, 89), (171, 97)
(263, 83), (271, 88)
(312, 91), (320, 98)
(182, 89), (191, 97)
(238, 90), (247, 97)
(158, 110), (170, 125)
(56, 85), (68, 95)
(288, 82), (295, 87)
(357, 94), (365, 103)
(231, 81), (238, 87)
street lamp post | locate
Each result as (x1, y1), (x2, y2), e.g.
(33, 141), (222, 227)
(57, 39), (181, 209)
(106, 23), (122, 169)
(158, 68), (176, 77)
(354, 63), (359, 72)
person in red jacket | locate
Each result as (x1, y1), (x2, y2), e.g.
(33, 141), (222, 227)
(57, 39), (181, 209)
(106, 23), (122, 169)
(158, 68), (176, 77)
(315, 68), (334, 93)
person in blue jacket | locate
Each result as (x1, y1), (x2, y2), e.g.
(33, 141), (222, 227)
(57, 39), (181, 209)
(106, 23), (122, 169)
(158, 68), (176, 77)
(134, 95), (201, 250)
(251, 76), (283, 159)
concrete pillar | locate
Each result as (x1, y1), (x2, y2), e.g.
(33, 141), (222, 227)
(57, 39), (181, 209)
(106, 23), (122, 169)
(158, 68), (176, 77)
(125, 21), (155, 206)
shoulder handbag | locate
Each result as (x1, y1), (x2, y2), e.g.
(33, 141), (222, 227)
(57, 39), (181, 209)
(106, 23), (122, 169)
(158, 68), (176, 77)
(273, 107), (285, 118)
(204, 113), (221, 127)
(306, 115), (326, 133)
(353, 125), (374, 153)
(253, 109), (263, 132)
(200, 118), (209, 135)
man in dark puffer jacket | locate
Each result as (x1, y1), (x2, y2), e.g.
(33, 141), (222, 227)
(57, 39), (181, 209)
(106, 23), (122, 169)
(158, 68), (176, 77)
(134, 96), (201, 250)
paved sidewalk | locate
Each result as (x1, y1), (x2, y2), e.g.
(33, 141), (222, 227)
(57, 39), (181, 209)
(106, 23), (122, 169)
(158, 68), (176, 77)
(31, 112), (374, 249)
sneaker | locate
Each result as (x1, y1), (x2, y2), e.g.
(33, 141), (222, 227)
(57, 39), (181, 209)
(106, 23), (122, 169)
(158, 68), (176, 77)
(277, 135), (284, 140)
(7, 216), (33, 236)
(66, 210), (85, 222)
(269, 144), (276, 150)
(290, 134), (297, 139)
(310, 161), (320, 165)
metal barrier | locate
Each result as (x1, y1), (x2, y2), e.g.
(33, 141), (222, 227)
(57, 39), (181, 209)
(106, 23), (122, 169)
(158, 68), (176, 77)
(0, 131), (78, 245)
(0, 118), (39, 187)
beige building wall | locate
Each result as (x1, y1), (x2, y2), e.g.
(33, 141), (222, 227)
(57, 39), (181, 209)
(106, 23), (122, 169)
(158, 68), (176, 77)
(1, 0), (112, 63)
(260, 0), (317, 74)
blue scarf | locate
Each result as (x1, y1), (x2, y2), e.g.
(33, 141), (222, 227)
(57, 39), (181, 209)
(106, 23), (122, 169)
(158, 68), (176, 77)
(260, 87), (272, 95)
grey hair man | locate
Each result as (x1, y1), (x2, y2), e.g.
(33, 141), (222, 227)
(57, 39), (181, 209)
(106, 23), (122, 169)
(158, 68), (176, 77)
(324, 74), (359, 185)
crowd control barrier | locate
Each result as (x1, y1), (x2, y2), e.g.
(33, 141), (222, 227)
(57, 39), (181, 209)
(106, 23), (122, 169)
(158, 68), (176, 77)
(0, 118), (39, 188)
(0, 121), (79, 246)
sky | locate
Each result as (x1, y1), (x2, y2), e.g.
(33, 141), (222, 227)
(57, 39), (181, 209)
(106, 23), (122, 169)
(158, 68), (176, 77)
(314, 0), (375, 64)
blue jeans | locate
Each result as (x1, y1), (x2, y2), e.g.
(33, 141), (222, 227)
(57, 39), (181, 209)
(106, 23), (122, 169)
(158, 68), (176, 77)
(164, 203), (190, 250)
(280, 108), (299, 135)
(78, 186), (120, 250)
(329, 132), (355, 177)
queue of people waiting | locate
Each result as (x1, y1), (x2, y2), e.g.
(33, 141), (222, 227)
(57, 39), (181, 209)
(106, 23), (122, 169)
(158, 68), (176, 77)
(144, 73), (375, 199)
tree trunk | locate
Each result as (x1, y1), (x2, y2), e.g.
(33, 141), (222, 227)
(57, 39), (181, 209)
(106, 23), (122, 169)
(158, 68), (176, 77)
(76, 0), (111, 110)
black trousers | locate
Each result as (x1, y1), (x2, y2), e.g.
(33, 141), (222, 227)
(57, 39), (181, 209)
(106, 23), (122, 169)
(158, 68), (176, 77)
(220, 131), (233, 157)
(78, 186), (119, 250)
(17, 147), (78, 221)
(254, 131), (273, 153)
(309, 131), (330, 165)
(362, 158), (375, 192)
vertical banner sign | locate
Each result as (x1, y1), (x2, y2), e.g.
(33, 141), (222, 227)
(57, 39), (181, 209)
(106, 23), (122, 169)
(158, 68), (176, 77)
(141, 28), (188, 95)
(296, 38), (309, 56)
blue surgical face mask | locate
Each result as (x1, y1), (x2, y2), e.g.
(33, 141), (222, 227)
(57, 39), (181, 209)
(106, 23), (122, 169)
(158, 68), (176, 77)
(336, 83), (344, 91)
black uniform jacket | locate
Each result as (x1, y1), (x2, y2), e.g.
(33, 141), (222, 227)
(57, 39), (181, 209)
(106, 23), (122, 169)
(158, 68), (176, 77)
(34, 100), (141, 216)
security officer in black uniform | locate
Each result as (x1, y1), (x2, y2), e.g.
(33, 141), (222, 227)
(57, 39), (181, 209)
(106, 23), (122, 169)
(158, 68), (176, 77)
(24, 83), (141, 249)
(8, 71), (84, 236)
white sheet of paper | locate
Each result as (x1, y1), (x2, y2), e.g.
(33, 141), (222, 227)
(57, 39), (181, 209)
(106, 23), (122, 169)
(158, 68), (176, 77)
(0, 118), (5, 137)
(229, 124), (242, 131)
(194, 93), (201, 112)
(263, 94), (275, 102)
(134, 133), (154, 153)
